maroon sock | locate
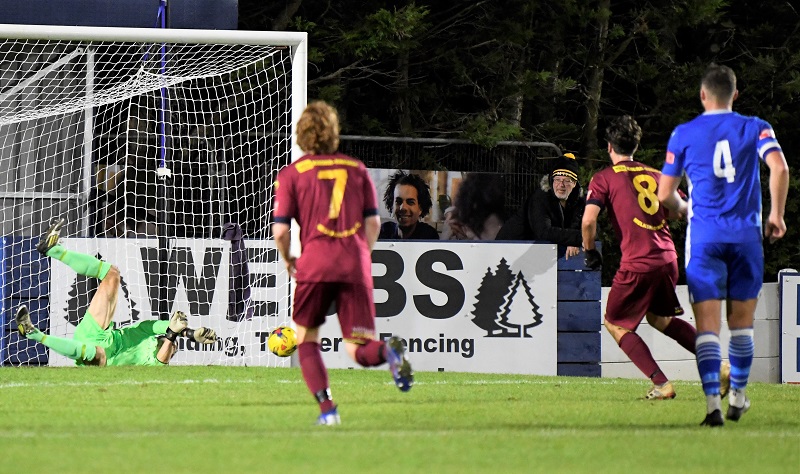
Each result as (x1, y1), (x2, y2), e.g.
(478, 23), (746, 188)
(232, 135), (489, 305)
(298, 342), (335, 413)
(619, 332), (668, 385)
(354, 339), (387, 367)
(662, 317), (697, 354)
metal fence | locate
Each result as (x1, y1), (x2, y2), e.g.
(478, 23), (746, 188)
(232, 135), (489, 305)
(339, 136), (561, 214)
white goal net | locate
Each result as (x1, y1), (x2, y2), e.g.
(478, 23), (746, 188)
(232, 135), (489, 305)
(0, 25), (306, 366)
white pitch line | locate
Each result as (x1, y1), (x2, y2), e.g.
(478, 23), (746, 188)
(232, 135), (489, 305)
(0, 378), (257, 389)
(1, 428), (797, 440)
(0, 376), (706, 390)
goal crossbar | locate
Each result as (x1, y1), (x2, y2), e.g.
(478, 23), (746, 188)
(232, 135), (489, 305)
(0, 23), (307, 46)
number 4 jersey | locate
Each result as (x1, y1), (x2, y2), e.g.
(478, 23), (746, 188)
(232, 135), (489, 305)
(663, 110), (782, 244)
(586, 161), (677, 273)
(273, 153), (379, 284)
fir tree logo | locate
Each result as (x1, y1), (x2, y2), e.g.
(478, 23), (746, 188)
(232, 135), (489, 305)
(63, 253), (140, 327)
(470, 258), (543, 338)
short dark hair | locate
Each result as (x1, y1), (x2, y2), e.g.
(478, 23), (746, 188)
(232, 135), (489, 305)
(606, 115), (642, 156)
(455, 173), (506, 237)
(382, 170), (433, 217)
(701, 64), (737, 102)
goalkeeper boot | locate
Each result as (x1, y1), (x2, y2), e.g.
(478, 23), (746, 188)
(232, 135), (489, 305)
(719, 360), (731, 399)
(36, 217), (65, 255)
(700, 409), (724, 427)
(726, 389), (751, 422)
(645, 381), (676, 400)
(385, 336), (413, 392)
(15, 305), (38, 337)
(316, 407), (341, 426)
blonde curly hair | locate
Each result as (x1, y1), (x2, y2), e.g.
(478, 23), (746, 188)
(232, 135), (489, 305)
(296, 101), (340, 155)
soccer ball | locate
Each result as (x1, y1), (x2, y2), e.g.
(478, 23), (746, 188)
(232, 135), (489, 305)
(268, 326), (298, 357)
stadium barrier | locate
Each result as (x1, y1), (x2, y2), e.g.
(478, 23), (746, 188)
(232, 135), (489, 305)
(602, 281), (782, 383)
(779, 269), (800, 383)
(554, 247), (601, 376)
(4, 237), (790, 383)
(1, 238), (603, 374)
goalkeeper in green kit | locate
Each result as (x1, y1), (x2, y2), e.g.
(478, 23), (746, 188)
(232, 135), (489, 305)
(15, 218), (218, 366)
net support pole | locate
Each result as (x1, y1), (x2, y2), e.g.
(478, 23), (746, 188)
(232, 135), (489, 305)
(0, 47), (85, 104)
(157, 0), (169, 175)
(81, 48), (94, 236)
(289, 38), (307, 260)
(155, 0), (172, 320)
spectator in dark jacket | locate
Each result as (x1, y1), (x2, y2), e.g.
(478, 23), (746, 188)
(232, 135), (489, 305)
(496, 153), (585, 258)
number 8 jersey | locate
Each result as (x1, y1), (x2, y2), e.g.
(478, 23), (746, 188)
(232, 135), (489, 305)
(662, 111), (782, 244)
(586, 161), (677, 273)
(273, 153), (379, 284)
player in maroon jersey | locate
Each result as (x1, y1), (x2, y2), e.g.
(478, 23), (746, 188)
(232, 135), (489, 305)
(581, 115), (728, 400)
(272, 101), (413, 425)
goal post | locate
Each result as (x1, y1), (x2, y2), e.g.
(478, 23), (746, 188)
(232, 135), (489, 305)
(0, 24), (306, 366)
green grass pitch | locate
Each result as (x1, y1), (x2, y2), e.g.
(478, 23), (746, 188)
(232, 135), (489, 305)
(1, 366), (798, 473)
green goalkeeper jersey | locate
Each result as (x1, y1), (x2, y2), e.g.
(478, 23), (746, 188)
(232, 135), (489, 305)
(74, 316), (170, 366)
(107, 320), (170, 366)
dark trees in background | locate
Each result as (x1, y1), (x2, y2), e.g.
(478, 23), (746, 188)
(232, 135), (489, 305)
(239, 0), (800, 281)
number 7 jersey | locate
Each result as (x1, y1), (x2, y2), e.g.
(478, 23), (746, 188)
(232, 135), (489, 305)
(662, 110), (782, 244)
(273, 153), (379, 284)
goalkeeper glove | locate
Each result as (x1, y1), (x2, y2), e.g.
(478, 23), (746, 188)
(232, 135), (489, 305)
(165, 311), (188, 342)
(584, 249), (603, 270)
(182, 327), (218, 344)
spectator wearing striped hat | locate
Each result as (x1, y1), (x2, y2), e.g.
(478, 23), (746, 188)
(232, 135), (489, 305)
(496, 153), (585, 258)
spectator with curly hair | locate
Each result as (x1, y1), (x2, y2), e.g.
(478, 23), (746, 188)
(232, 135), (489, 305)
(379, 170), (440, 240)
(445, 173), (507, 240)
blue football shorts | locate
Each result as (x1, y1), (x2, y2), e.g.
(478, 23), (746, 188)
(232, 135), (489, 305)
(685, 240), (763, 302)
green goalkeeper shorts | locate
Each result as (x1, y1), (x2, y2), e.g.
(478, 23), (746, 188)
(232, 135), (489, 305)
(72, 312), (161, 366)
(72, 311), (115, 366)
(73, 312), (115, 351)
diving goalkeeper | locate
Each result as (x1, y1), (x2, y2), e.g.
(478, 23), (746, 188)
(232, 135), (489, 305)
(14, 218), (218, 366)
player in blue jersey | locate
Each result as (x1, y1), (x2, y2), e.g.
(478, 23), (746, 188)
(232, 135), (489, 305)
(658, 64), (789, 427)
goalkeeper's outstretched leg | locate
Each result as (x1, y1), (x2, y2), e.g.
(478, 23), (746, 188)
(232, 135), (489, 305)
(15, 305), (107, 366)
(38, 217), (120, 331)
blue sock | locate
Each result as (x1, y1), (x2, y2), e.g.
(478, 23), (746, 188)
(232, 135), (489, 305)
(696, 332), (721, 396)
(728, 328), (754, 391)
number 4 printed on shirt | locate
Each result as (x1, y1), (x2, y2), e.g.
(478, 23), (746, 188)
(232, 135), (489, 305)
(713, 139), (736, 183)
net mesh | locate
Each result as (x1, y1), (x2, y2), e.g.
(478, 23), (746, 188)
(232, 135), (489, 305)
(1, 32), (299, 366)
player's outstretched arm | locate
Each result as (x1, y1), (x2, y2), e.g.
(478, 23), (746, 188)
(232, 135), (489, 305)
(182, 327), (218, 344)
(581, 204), (603, 270)
(156, 311), (189, 364)
(581, 204), (601, 252)
(657, 174), (687, 219)
(765, 150), (789, 243)
(156, 339), (177, 364)
(165, 311), (188, 340)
